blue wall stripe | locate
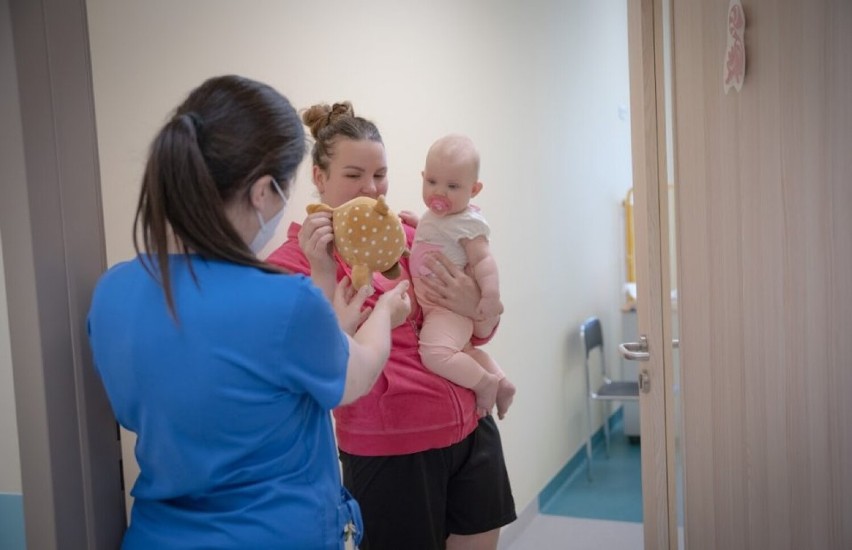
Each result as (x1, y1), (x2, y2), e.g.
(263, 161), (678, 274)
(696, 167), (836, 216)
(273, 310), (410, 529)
(0, 492), (26, 550)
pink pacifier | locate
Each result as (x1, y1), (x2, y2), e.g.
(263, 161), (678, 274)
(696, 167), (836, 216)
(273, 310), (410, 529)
(428, 196), (451, 213)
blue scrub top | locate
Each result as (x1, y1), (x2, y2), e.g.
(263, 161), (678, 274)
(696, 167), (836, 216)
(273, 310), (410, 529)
(87, 256), (353, 549)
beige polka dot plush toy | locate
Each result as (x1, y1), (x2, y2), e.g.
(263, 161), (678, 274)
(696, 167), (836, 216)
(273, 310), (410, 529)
(306, 195), (409, 290)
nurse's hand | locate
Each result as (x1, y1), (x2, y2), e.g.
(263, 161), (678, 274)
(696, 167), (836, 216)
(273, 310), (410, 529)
(298, 211), (336, 276)
(299, 212), (338, 300)
(332, 277), (373, 336)
(373, 280), (411, 329)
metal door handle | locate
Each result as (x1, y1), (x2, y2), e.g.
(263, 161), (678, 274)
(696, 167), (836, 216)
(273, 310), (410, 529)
(619, 335), (650, 361)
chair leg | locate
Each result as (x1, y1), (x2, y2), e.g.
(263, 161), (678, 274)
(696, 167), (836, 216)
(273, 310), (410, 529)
(603, 401), (611, 459)
(585, 396), (594, 481)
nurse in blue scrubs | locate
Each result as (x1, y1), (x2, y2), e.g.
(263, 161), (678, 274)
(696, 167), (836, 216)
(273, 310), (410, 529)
(87, 74), (410, 549)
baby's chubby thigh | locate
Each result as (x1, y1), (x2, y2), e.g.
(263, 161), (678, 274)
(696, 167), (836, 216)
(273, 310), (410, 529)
(408, 242), (443, 279)
(413, 281), (474, 351)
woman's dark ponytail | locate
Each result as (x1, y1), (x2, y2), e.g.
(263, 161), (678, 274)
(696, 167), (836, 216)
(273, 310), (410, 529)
(132, 75), (304, 318)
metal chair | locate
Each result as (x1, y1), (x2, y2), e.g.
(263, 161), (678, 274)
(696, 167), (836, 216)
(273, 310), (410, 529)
(581, 316), (639, 479)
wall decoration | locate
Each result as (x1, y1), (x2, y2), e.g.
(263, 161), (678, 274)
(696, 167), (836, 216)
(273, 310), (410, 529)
(724, 0), (746, 93)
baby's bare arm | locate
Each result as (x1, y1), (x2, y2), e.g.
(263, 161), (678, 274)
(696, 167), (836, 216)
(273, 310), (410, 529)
(462, 236), (502, 319)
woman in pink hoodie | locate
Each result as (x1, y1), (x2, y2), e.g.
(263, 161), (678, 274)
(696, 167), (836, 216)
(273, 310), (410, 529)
(266, 101), (516, 550)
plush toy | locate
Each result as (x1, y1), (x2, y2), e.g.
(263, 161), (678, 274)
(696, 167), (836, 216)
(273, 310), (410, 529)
(306, 195), (408, 290)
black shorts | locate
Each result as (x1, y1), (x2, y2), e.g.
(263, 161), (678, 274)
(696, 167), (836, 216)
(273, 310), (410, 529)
(339, 415), (516, 550)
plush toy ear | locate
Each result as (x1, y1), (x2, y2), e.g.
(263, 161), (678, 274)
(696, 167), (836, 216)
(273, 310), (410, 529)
(381, 263), (401, 280)
(374, 195), (390, 216)
(306, 203), (334, 214)
(350, 265), (371, 290)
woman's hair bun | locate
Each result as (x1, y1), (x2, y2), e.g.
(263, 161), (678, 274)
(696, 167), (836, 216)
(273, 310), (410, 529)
(302, 101), (354, 138)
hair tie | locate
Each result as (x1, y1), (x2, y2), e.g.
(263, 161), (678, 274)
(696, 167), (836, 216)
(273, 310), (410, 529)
(185, 112), (204, 135)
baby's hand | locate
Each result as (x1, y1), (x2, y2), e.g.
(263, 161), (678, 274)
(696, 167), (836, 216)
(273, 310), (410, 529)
(476, 296), (503, 320)
(398, 210), (420, 228)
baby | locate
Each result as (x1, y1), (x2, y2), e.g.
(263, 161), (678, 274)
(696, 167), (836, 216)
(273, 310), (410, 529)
(409, 134), (516, 419)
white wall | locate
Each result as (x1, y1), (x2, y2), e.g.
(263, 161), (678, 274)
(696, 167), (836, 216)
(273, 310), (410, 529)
(0, 235), (22, 495)
(0, 0), (23, 496)
(86, 0), (632, 513)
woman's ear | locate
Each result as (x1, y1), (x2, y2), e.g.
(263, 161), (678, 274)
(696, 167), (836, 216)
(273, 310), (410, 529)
(248, 176), (274, 210)
(313, 165), (326, 194)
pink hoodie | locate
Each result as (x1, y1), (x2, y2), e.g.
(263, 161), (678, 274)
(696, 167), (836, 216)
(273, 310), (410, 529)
(267, 222), (489, 456)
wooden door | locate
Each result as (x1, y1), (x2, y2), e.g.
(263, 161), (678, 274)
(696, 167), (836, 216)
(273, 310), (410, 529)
(672, 0), (852, 548)
(628, 0), (679, 547)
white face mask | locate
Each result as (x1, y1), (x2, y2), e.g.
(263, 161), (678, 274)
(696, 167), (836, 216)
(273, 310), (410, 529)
(250, 178), (287, 254)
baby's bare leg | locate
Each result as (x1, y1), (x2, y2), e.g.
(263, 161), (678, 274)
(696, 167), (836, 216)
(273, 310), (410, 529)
(471, 371), (500, 417)
(495, 378), (516, 420)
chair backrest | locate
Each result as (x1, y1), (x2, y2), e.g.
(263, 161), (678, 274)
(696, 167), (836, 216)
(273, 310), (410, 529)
(580, 316), (603, 358)
(580, 316), (609, 383)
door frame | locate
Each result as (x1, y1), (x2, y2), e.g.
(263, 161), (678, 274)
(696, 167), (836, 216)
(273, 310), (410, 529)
(3, 0), (125, 548)
(628, 0), (679, 547)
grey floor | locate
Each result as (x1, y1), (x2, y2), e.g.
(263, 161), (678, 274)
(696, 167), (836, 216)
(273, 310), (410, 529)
(507, 515), (644, 550)
(503, 422), (647, 549)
